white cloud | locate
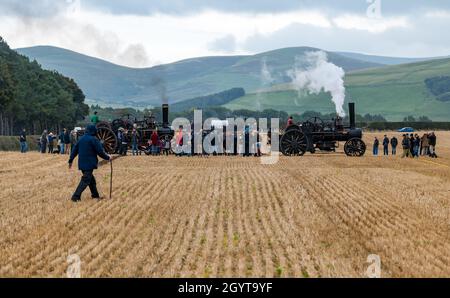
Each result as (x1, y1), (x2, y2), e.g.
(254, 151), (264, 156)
(1, 8), (335, 66)
(425, 10), (450, 18)
(0, 2), (449, 66)
(332, 14), (409, 33)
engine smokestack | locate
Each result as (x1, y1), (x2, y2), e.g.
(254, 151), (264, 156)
(162, 104), (169, 127)
(349, 102), (356, 129)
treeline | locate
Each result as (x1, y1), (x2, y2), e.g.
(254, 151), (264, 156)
(0, 37), (89, 136)
(363, 122), (450, 131)
(403, 115), (433, 122)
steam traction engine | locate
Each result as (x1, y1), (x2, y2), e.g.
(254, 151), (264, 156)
(78, 104), (174, 154)
(280, 103), (366, 157)
(113, 104), (174, 153)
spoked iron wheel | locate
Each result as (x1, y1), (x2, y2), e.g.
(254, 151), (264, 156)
(96, 121), (111, 130)
(280, 129), (307, 156)
(96, 127), (118, 154)
(344, 138), (366, 157)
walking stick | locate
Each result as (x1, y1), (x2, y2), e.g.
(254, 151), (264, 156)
(109, 159), (113, 200)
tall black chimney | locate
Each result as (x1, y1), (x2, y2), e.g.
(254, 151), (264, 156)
(162, 104), (169, 126)
(349, 102), (356, 129)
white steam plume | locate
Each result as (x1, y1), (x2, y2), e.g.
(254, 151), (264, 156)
(256, 57), (274, 111)
(288, 51), (346, 116)
(261, 57), (274, 85)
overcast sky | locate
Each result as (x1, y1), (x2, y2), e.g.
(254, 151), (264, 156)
(1, 0), (450, 67)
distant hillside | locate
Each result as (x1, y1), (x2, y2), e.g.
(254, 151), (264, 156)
(16, 46), (383, 107)
(171, 88), (245, 112)
(336, 52), (443, 66)
(225, 58), (450, 121)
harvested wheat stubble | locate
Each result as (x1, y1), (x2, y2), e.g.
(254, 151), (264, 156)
(0, 131), (449, 277)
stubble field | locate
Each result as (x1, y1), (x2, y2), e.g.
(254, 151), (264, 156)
(0, 131), (449, 278)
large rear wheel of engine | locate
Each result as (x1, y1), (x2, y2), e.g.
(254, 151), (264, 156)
(344, 138), (366, 157)
(96, 121), (111, 130)
(97, 127), (118, 154)
(280, 129), (307, 156)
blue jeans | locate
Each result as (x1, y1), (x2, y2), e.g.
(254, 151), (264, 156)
(132, 142), (139, 155)
(392, 147), (397, 155)
(151, 145), (160, 155)
(60, 143), (65, 154)
(373, 147), (379, 156)
(20, 141), (28, 153)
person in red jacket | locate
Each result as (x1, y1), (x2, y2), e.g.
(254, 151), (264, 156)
(287, 116), (294, 127)
(151, 130), (159, 155)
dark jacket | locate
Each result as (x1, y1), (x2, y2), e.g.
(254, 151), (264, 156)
(131, 131), (139, 144)
(64, 131), (71, 144)
(19, 131), (27, 142)
(414, 137), (421, 147)
(383, 137), (389, 147)
(391, 137), (398, 147)
(402, 138), (410, 149)
(118, 131), (128, 144)
(41, 132), (48, 144)
(69, 125), (110, 171)
(428, 134), (436, 146)
(373, 139), (379, 147)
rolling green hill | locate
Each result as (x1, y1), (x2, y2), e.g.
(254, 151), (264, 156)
(171, 88), (245, 112)
(224, 58), (450, 121)
(16, 46), (382, 107)
(336, 52), (447, 65)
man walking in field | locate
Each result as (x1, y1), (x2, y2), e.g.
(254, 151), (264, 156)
(69, 124), (111, 202)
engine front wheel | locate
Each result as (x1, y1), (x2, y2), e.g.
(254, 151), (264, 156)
(344, 138), (366, 157)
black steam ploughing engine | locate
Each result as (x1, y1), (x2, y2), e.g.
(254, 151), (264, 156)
(78, 104), (174, 154)
(280, 103), (366, 157)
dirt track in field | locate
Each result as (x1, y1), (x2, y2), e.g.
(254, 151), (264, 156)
(0, 132), (449, 277)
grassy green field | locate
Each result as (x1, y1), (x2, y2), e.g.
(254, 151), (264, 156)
(225, 58), (450, 121)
